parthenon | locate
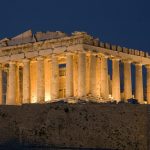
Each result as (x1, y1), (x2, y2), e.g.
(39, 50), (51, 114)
(0, 30), (150, 105)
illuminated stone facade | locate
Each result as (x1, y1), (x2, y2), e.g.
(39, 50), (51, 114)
(0, 30), (150, 105)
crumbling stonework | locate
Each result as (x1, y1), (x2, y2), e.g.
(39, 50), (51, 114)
(0, 103), (148, 150)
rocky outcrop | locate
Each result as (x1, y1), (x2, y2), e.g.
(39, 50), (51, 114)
(0, 103), (148, 149)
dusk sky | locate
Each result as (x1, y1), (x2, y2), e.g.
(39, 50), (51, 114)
(0, 0), (150, 52)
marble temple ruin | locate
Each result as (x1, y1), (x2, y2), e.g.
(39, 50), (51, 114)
(0, 30), (150, 105)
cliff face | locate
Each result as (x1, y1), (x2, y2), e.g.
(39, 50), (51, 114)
(0, 103), (148, 150)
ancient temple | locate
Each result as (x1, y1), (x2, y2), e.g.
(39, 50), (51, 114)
(0, 30), (149, 105)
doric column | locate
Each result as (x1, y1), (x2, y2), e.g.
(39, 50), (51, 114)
(135, 63), (143, 103)
(146, 65), (150, 104)
(73, 54), (78, 96)
(100, 56), (109, 100)
(66, 53), (73, 97)
(51, 54), (59, 99)
(23, 59), (30, 103)
(30, 60), (37, 103)
(89, 53), (97, 96)
(0, 64), (2, 104)
(6, 62), (16, 105)
(44, 58), (51, 101)
(112, 58), (120, 101)
(78, 52), (86, 97)
(96, 56), (101, 97)
(37, 57), (45, 102)
(16, 64), (21, 105)
(123, 60), (132, 100)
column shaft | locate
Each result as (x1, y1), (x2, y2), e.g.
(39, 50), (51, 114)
(37, 57), (45, 102)
(78, 52), (86, 97)
(124, 61), (132, 100)
(51, 55), (59, 99)
(73, 54), (78, 96)
(146, 66), (150, 104)
(135, 64), (143, 103)
(23, 59), (30, 103)
(112, 59), (120, 101)
(100, 56), (109, 99)
(6, 62), (16, 105)
(96, 57), (101, 97)
(66, 54), (73, 97)
(89, 54), (97, 96)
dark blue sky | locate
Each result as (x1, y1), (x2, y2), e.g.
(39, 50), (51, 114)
(0, 0), (150, 52)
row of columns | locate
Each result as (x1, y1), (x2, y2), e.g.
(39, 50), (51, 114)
(2, 51), (150, 105)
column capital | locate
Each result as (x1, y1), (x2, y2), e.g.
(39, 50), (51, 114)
(23, 59), (30, 63)
(9, 61), (16, 65)
(134, 63), (143, 66)
(145, 64), (150, 69)
(101, 54), (109, 59)
(111, 57), (120, 61)
(36, 56), (44, 61)
(51, 53), (59, 58)
(122, 59), (132, 64)
(78, 51), (86, 54)
(88, 51), (97, 56)
(65, 52), (74, 56)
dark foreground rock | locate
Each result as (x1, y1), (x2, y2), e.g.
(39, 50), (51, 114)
(0, 103), (148, 150)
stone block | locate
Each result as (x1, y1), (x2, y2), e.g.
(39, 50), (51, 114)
(93, 39), (99, 47)
(131, 49), (135, 55)
(129, 49), (132, 54)
(25, 51), (39, 58)
(111, 45), (117, 51)
(39, 49), (53, 56)
(35, 31), (67, 42)
(117, 46), (122, 52)
(99, 42), (104, 48)
(54, 47), (67, 54)
(123, 47), (129, 53)
(0, 56), (10, 63)
(135, 50), (140, 56)
(146, 52), (149, 57)
(104, 43), (110, 49)
(10, 53), (25, 61)
(140, 51), (145, 57)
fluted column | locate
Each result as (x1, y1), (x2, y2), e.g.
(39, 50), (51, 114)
(112, 58), (120, 101)
(100, 56), (109, 99)
(66, 53), (73, 97)
(89, 53), (97, 97)
(6, 62), (16, 105)
(23, 59), (30, 103)
(51, 54), (59, 99)
(37, 57), (45, 102)
(96, 56), (101, 97)
(123, 60), (132, 100)
(78, 52), (86, 97)
(0, 64), (2, 104)
(135, 63), (143, 103)
(146, 65), (150, 104)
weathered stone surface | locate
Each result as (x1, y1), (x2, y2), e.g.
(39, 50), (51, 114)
(7, 30), (35, 46)
(111, 45), (117, 51)
(104, 43), (111, 49)
(25, 51), (39, 58)
(123, 47), (128, 53)
(39, 49), (53, 56)
(10, 53), (25, 61)
(0, 104), (148, 150)
(117, 46), (122, 52)
(35, 31), (67, 42)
